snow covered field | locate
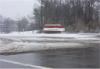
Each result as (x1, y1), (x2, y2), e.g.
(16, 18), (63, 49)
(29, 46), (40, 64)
(0, 31), (100, 54)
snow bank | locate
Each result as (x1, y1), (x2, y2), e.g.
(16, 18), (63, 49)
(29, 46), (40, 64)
(0, 31), (99, 43)
(0, 31), (98, 38)
(0, 31), (100, 54)
(0, 42), (84, 54)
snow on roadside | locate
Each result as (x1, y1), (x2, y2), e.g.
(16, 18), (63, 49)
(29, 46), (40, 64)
(0, 42), (85, 54)
(0, 31), (100, 54)
(0, 31), (98, 38)
(0, 31), (33, 36)
(0, 31), (99, 43)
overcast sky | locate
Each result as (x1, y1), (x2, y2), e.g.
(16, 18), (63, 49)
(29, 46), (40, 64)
(0, 0), (39, 19)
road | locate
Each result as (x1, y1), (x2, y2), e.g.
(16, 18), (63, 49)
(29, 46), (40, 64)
(0, 45), (99, 68)
(0, 33), (100, 68)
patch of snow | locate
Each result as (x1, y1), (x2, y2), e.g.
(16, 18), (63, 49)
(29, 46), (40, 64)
(0, 42), (84, 54)
(0, 31), (98, 38)
(0, 31), (100, 54)
(75, 37), (100, 40)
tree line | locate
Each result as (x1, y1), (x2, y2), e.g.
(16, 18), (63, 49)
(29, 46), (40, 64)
(34, 0), (100, 32)
(0, 0), (100, 33)
(0, 15), (36, 33)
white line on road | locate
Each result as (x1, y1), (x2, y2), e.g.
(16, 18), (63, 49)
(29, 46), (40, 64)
(0, 59), (52, 69)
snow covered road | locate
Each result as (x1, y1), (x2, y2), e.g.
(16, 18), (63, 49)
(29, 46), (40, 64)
(0, 32), (100, 54)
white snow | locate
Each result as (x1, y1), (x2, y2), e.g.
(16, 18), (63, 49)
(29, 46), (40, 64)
(0, 31), (98, 38)
(0, 31), (33, 36)
(0, 31), (100, 54)
(0, 42), (84, 54)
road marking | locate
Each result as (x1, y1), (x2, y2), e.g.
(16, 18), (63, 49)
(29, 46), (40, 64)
(0, 59), (51, 69)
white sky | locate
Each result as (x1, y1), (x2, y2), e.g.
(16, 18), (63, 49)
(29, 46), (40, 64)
(0, 0), (39, 19)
